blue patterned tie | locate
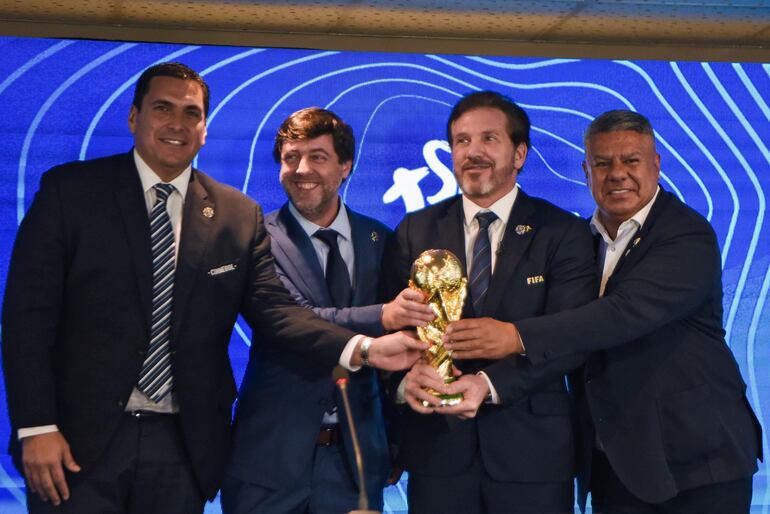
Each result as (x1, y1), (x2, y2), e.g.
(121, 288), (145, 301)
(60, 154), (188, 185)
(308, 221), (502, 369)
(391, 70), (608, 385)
(469, 211), (498, 316)
(138, 183), (176, 402)
(314, 228), (352, 309)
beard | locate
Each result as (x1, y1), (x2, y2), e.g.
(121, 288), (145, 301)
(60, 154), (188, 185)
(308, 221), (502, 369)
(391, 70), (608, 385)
(456, 161), (514, 200)
(281, 178), (339, 223)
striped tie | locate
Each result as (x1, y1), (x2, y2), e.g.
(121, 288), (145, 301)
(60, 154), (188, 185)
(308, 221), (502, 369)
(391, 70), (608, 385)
(469, 211), (498, 316)
(138, 183), (176, 402)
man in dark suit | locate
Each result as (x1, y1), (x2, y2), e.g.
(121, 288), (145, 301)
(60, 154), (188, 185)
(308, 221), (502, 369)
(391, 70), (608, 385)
(1, 63), (424, 514)
(222, 107), (433, 513)
(381, 91), (597, 513)
(450, 110), (763, 513)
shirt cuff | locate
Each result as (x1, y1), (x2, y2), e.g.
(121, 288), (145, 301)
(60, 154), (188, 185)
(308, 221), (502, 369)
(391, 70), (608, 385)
(477, 371), (500, 404)
(340, 334), (365, 372)
(395, 376), (407, 404)
(18, 425), (59, 440)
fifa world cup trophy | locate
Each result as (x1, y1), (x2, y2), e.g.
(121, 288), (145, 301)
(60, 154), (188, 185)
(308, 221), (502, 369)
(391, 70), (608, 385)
(410, 249), (467, 406)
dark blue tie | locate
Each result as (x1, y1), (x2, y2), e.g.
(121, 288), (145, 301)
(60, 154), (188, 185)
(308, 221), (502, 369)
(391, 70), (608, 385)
(314, 229), (352, 309)
(469, 211), (498, 316)
(138, 183), (176, 402)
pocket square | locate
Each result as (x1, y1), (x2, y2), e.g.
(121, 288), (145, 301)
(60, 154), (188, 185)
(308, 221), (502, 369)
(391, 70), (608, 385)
(208, 263), (238, 276)
(526, 275), (545, 285)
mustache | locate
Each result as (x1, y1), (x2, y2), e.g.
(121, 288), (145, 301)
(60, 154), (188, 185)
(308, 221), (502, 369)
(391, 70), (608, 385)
(461, 157), (493, 170)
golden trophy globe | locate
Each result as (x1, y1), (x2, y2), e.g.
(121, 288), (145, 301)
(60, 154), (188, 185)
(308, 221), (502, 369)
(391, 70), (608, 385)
(410, 249), (467, 406)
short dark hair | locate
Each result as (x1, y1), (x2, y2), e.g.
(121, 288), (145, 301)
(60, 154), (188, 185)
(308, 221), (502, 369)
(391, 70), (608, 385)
(446, 91), (531, 150)
(273, 107), (355, 164)
(584, 109), (654, 145)
(132, 62), (210, 117)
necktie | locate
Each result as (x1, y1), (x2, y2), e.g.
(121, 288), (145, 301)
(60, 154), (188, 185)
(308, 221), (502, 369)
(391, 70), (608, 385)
(314, 228), (351, 423)
(138, 183), (176, 402)
(469, 211), (498, 316)
(314, 229), (352, 309)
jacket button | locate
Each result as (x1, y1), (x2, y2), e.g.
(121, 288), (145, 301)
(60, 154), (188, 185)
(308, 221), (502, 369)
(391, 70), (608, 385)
(117, 400), (125, 407)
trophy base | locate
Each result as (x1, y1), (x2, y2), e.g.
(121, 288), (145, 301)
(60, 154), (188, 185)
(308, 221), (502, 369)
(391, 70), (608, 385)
(421, 377), (463, 407)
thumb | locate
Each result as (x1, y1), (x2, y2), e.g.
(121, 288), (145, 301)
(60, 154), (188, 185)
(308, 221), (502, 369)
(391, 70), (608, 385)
(400, 331), (428, 350)
(62, 448), (81, 473)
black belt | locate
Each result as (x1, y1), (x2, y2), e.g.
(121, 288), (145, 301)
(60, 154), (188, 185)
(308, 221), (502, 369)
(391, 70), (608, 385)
(316, 424), (341, 446)
(127, 410), (176, 419)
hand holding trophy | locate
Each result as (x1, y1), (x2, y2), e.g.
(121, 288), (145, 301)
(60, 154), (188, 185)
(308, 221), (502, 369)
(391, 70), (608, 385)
(410, 249), (467, 406)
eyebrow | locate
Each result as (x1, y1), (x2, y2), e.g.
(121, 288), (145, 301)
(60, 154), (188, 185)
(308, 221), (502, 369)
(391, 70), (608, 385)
(591, 151), (641, 160)
(151, 98), (201, 110)
(282, 147), (330, 156)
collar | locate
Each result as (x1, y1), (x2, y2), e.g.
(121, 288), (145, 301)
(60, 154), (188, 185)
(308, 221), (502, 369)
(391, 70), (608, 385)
(590, 186), (660, 242)
(133, 149), (191, 199)
(462, 185), (519, 228)
(288, 199), (352, 242)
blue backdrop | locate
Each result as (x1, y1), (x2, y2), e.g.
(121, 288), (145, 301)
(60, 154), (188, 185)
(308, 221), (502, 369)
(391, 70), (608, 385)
(0, 36), (768, 513)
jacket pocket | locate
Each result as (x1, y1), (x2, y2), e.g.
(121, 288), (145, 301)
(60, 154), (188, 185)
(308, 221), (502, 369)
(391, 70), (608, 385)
(529, 391), (572, 416)
(657, 384), (721, 464)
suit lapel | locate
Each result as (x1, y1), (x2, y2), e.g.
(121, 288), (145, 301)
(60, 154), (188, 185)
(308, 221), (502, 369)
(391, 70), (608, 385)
(349, 210), (381, 307)
(273, 204), (331, 307)
(592, 230), (604, 277)
(171, 170), (215, 340)
(606, 188), (669, 288)
(433, 198), (471, 318)
(441, 198), (468, 272)
(480, 190), (536, 317)
(113, 152), (153, 330)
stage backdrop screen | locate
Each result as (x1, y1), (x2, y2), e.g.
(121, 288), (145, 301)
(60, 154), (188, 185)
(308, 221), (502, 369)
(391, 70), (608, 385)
(0, 36), (768, 513)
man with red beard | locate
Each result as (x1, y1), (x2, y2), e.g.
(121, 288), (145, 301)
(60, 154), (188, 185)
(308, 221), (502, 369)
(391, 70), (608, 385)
(223, 108), (434, 513)
(381, 91), (597, 513)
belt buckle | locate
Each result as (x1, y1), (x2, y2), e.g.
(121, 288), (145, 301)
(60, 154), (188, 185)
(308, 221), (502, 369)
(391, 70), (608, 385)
(317, 426), (337, 447)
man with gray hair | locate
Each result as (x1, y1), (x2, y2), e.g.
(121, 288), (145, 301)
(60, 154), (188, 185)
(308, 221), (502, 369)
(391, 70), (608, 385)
(447, 109), (763, 513)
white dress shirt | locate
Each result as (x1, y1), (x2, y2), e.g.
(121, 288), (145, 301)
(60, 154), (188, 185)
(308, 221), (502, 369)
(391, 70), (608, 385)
(288, 199), (359, 425)
(288, 200), (355, 288)
(462, 187), (519, 404)
(591, 187), (659, 297)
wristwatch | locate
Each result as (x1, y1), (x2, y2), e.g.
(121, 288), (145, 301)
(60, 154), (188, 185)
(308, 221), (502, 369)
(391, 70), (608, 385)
(359, 337), (373, 367)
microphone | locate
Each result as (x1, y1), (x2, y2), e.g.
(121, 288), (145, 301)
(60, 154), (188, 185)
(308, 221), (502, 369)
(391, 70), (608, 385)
(333, 366), (380, 514)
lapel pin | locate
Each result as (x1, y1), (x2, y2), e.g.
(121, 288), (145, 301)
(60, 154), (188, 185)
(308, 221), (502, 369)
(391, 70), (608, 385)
(202, 206), (215, 219)
(371, 231), (379, 242)
(515, 224), (532, 235)
(625, 236), (642, 257)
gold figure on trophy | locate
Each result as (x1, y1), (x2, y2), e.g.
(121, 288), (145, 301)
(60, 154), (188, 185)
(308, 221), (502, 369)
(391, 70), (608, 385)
(410, 249), (467, 406)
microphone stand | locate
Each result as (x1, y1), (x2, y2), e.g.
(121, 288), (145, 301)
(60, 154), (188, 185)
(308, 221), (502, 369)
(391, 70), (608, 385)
(334, 367), (380, 514)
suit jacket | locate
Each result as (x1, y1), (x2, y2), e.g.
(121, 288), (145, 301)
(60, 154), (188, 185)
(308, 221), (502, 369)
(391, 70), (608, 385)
(1, 152), (354, 500)
(517, 189), (763, 506)
(381, 190), (597, 484)
(226, 203), (391, 501)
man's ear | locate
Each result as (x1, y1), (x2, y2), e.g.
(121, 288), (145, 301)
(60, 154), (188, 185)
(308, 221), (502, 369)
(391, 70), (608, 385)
(341, 160), (352, 182)
(128, 106), (137, 134)
(513, 142), (528, 172)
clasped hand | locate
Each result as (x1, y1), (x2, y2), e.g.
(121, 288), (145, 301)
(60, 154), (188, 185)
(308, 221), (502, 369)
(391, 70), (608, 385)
(442, 317), (523, 359)
(403, 362), (489, 420)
